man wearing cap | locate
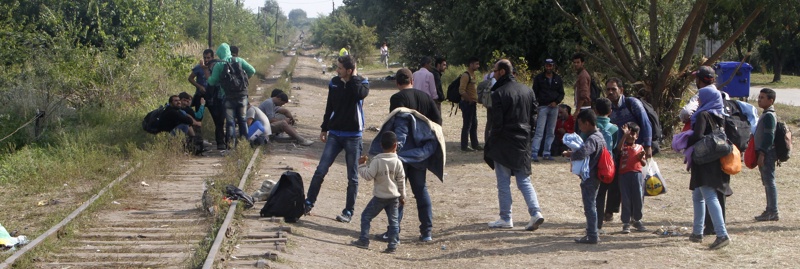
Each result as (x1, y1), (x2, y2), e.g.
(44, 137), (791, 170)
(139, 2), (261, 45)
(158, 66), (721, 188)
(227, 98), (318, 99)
(412, 57), (438, 101)
(530, 59), (565, 162)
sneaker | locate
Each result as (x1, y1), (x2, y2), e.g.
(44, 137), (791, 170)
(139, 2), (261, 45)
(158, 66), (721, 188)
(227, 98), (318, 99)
(488, 219), (513, 229)
(525, 213), (545, 231)
(350, 239), (369, 249)
(461, 146), (475, 152)
(298, 139), (314, 146)
(375, 232), (390, 242)
(574, 235), (599, 244)
(531, 155), (539, 162)
(336, 213), (352, 223)
(382, 247), (396, 254)
(689, 234), (703, 243)
(303, 202), (313, 216)
(473, 145), (484, 151)
(633, 220), (648, 232)
(754, 211), (779, 221)
(709, 235), (731, 250)
(419, 235), (432, 242)
(543, 155), (554, 161)
(604, 212), (614, 222)
(622, 224), (631, 234)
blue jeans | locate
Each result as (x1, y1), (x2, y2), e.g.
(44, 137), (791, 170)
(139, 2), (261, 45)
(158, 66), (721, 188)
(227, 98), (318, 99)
(459, 101), (479, 148)
(580, 178), (600, 240)
(619, 172), (644, 224)
(397, 163), (432, 237)
(306, 133), (362, 216)
(224, 96), (249, 145)
(532, 105), (558, 156)
(759, 148), (778, 213)
(360, 197), (400, 248)
(172, 124), (190, 135)
(494, 162), (542, 222)
(692, 186), (728, 237)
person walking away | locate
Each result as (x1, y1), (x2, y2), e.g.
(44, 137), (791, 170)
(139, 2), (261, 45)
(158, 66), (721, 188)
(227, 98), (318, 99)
(563, 109), (606, 244)
(754, 88), (779, 221)
(484, 59), (545, 231)
(350, 131), (405, 254)
(531, 59), (565, 162)
(615, 122), (647, 233)
(206, 43), (256, 148)
(459, 57), (482, 152)
(304, 55), (370, 223)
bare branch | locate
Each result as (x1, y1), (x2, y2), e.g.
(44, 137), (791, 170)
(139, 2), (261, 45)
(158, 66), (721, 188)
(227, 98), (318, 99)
(704, 4), (766, 65)
(655, 0), (707, 94)
(679, 1), (707, 72)
(592, 0), (636, 76)
(616, 0), (644, 62)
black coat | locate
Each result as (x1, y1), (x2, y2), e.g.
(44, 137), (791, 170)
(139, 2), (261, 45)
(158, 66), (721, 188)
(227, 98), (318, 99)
(532, 72), (565, 106)
(688, 111), (732, 195)
(389, 88), (442, 125)
(484, 75), (538, 174)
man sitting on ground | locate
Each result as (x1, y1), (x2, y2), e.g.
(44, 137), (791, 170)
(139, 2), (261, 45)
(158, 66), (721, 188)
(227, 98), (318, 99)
(246, 103), (273, 145)
(258, 92), (313, 146)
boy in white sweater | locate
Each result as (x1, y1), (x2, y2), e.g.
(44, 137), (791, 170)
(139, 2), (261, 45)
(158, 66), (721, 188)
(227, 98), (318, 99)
(351, 131), (406, 253)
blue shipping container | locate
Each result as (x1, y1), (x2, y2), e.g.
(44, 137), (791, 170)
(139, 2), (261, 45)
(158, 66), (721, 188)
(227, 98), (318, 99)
(714, 62), (752, 98)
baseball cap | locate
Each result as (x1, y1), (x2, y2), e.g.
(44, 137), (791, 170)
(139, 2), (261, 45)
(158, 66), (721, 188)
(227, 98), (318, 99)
(692, 65), (715, 79)
(544, 59), (555, 65)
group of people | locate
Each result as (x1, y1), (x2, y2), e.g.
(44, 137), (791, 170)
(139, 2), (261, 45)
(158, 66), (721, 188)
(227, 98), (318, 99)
(152, 43), (315, 151)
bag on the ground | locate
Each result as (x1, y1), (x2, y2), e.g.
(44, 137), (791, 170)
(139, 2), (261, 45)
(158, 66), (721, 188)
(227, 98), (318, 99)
(220, 57), (249, 98)
(142, 105), (166, 134)
(720, 144), (742, 175)
(643, 158), (666, 196)
(723, 100), (751, 152)
(775, 121), (792, 163)
(692, 127), (731, 165)
(260, 171), (306, 223)
(225, 184), (254, 209)
(597, 147), (615, 184)
(625, 97), (663, 154)
(477, 79), (493, 108)
(744, 134), (757, 169)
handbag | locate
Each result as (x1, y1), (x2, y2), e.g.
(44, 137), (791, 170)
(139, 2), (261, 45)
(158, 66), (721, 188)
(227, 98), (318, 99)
(744, 134), (757, 169)
(721, 144), (742, 175)
(692, 115), (732, 165)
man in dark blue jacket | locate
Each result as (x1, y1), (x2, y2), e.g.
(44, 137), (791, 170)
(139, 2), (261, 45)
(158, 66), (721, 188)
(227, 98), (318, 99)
(531, 59), (565, 161)
(305, 55), (370, 223)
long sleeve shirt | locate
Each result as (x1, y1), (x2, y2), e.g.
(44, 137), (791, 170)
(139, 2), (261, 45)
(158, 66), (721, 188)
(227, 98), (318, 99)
(357, 153), (406, 199)
(412, 68), (437, 100)
(755, 106), (777, 153)
(571, 130), (606, 181)
(458, 72), (477, 102)
(574, 69), (591, 109)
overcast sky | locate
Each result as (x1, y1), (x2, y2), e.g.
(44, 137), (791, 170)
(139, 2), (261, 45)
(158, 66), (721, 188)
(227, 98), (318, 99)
(242, 0), (344, 18)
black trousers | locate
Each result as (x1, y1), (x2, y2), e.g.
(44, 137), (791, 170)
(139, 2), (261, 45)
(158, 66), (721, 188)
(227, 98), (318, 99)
(207, 104), (227, 149)
(596, 176), (621, 229)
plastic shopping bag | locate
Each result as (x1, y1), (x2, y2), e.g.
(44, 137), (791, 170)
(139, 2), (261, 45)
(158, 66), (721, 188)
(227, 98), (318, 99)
(643, 158), (667, 196)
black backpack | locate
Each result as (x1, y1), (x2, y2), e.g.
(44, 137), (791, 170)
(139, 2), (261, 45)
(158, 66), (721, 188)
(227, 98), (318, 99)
(142, 105), (166, 134)
(446, 72), (468, 104)
(220, 57), (249, 98)
(260, 171), (306, 223)
(625, 97), (663, 154)
(723, 100), (751, 152)
(590, 77), (603, 106)
(775, 120), (792, 163)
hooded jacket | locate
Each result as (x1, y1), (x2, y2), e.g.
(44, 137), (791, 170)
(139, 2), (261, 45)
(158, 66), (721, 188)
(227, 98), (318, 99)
(321, 75), (369, 135)
(369, 108), (446, 181)
(206, 43), (256, 95)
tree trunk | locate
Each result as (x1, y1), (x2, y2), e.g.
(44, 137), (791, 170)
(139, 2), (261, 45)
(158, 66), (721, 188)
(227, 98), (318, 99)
(772, 48), (783, 82)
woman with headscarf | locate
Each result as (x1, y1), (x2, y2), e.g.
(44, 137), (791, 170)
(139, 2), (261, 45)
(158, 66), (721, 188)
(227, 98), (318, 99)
(686, 87), (731, 250)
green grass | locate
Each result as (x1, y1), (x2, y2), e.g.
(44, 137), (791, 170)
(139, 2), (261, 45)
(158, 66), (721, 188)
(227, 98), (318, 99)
(750, 73), (800, 89)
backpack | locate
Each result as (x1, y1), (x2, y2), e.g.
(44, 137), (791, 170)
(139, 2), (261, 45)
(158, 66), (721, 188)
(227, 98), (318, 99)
(775, 120), (792, 163)
(477, 79), (494, 108)
(589, 77), (603, 106)
(220, 57), (249, 98)
(597, 146), (615, 184)
(723, 100), (751, 152)
(260, 171), (306, 223)
(142, 105), (166, 134)
(446, 72), (469, 115)
(625, 97), (663, 154)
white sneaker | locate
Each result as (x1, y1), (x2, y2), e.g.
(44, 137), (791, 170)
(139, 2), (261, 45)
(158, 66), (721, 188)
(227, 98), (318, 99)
(525, 213), (545, 231)
(298, 139), (314, 146)
(488, 219), (513, 228)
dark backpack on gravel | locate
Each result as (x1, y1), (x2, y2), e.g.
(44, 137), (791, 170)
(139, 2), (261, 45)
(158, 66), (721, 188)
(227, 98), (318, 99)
(260, 171), (306, 223)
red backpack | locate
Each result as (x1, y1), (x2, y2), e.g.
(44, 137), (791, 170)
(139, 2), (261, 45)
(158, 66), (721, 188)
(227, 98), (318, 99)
(597, 147), (615, 184)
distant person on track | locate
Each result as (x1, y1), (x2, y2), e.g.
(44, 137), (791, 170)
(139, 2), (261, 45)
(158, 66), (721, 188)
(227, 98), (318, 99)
(305, 55), (370, 223)
(339, 44), (350, 57)
(380, 42), (389, 69)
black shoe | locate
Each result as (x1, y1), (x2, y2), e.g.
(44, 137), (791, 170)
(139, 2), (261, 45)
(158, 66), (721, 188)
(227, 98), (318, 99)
(351, 239), (369, 249)
(375, 232), (390, 242)
(604, 212), (614, 222)
(709, 236), (730, 250)
(754, 211), (779, 221)
(703, 229), (716, 236)
(303, 202), (313, 216)
(689, 234), (703, 243)
(336, 213), (352, 223)
(632, 220), (648, 232)
(382, 247), (396, 254)
(461, 146), (475, 152)
(472, 145), (484, 151)
(574, 236), (598, 244)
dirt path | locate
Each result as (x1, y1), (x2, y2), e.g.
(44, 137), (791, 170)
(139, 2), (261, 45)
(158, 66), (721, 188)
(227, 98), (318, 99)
(225, 53), (800, 268)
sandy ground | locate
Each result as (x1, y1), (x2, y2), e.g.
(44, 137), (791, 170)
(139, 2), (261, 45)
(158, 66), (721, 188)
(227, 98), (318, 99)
(231, 52), (800, 268)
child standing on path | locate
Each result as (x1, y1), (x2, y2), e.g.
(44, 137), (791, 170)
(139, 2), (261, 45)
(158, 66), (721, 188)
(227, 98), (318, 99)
(563, 110), (607, 244)
(351, 132), (406, 253)
(616, 122), (648, 233)
(754, 88), (779, 222)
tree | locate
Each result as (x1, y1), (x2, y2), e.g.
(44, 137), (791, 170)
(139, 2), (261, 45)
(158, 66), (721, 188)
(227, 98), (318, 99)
(753, 0), (800, 82)
(288, 9), (308, 27)
(309, 12), (377, 63)
(554, 0), (764, 134)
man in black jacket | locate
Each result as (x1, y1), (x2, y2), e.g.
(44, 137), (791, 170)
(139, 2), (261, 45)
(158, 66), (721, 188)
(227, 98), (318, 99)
(531, 59), (565, 162)
(484, 59), (545, 231)
(305, 55), (370, 223)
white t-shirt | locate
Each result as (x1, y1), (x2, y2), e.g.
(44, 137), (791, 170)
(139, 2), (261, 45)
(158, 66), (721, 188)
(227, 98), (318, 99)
(246, 106), (272, 134)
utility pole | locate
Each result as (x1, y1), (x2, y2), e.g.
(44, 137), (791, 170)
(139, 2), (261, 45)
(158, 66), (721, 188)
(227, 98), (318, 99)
(275, 10), (279, 45)
(332, 0), (334, 15)
(208, 0), (213, 49)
